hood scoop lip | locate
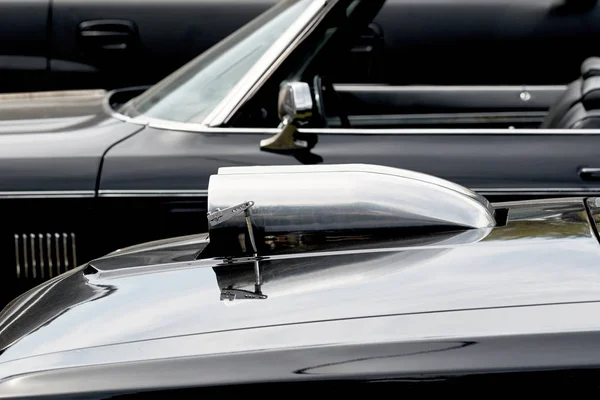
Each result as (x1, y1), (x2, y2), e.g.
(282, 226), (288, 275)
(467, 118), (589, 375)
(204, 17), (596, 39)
(203, 164), (496, 259)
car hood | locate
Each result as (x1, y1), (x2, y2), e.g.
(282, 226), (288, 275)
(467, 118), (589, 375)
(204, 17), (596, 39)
(1, 198), (600, 376)
(0, 89), (144, 192)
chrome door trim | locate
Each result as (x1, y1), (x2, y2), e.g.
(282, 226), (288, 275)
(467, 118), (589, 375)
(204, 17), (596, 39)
(98, 190), (209, 198)
(333, 84), (568, 92)
(98, 188), (600, 199)
(0, 190), (95, 199)
(138, 121), (600, 135)
(298, 128), (600, 135)
(475, 188), (600, 196)
(334, 111), (548, 127)
(203, 0), (331, 127)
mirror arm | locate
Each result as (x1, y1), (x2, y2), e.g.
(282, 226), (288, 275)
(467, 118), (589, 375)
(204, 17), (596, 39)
(260, 123), (308, 152)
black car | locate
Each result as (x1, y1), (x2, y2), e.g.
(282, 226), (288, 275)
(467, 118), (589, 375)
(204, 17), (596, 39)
(3, 0), (600, 306)
(2, 163), (600, 398)
(4, 0), (600, 94)
(0, 0), (271, 93)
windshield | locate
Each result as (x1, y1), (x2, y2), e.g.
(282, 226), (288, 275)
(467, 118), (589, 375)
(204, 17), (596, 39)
(119, 0), (313, 124)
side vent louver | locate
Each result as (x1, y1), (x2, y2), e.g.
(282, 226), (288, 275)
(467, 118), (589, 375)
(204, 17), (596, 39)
(14, 233), (77, 280)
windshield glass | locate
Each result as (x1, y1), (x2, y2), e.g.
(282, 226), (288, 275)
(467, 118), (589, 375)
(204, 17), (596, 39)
(119, 0), (313, 124)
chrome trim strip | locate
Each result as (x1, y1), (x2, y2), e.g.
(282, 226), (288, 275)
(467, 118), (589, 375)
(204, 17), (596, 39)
(333, 84), (568, 92)
(71, 233), (77, 268)
(129, 117), (600, 135)
(62, 233), (69, 271)
(204, 0), (330, 127)
(103, 86), (152, 123)
(475, 188), (600, 195)
(99, 187), (600, 198)
(298, 128), (600, 135)
(22, 234), (28, 279)
(14, 234), (20, 279)
(30, 234), (36, 279)
(46, 233), (53, 278)
(54, 233), (61, 275)
(108, 110), (134, 123)
(38, 234), (44, 280)
(0, 190), (95, 199)
(336, 111), (548, 127)
(98, 189), (209, 198)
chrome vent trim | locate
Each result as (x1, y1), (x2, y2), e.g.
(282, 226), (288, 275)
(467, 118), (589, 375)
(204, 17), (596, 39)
(14, 232), (77, 280)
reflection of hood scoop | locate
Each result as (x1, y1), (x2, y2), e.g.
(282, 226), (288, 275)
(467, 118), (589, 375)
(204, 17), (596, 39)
(220, 287), (267, 301)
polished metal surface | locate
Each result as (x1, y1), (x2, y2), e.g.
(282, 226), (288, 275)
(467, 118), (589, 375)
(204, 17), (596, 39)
(0, 191), (95, 199)
(278, 81), (314, 123)
(207, 164), (496, 257)
(13, 232), (78, 281)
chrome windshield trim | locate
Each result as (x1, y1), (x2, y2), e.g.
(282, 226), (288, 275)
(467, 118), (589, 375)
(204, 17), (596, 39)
(0, 191), (95, 199)
(203, 0), (330, 127)
(103, 86), (153, 124)
(98, 190), (209, 198)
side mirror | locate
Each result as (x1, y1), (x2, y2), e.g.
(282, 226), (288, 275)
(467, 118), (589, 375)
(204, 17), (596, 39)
(260, 82), (316, 152)
(277, 81), (313, 125)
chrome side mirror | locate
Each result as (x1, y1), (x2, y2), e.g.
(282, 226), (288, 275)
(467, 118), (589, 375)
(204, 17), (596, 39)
(260, 82), (315, 152)
(277, 81), (313, 126)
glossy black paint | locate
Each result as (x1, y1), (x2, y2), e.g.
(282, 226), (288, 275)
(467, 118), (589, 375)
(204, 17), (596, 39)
(0, 90), (146, 306)
(0, 0), (49, 93)
(101, 125), (600, 195)
(0, 90), (143, 191)
(1, 198), (600, 397)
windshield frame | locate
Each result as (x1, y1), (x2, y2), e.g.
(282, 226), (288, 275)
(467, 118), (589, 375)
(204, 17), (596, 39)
(203, 0), (331, 127)
(117, 0), (331, 129)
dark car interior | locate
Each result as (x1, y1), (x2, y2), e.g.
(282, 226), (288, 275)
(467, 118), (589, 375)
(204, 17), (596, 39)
(232, 0), (600, 131)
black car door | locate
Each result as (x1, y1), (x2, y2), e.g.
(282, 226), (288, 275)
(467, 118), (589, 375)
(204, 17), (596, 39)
(47, 0), (272, 92)
(101, 125), (600, 200)
(0, 0), (50, 93)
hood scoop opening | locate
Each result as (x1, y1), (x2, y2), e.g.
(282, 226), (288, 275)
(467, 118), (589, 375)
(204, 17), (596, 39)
(200, 164), (496, 260)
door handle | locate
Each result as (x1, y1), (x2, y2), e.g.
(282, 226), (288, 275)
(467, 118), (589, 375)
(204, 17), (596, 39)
(579, 167), (600, 180)
(78, 20), (138, 51)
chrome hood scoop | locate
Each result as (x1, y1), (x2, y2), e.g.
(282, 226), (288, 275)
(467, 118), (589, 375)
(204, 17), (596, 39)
(205, 164), (496, 258)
